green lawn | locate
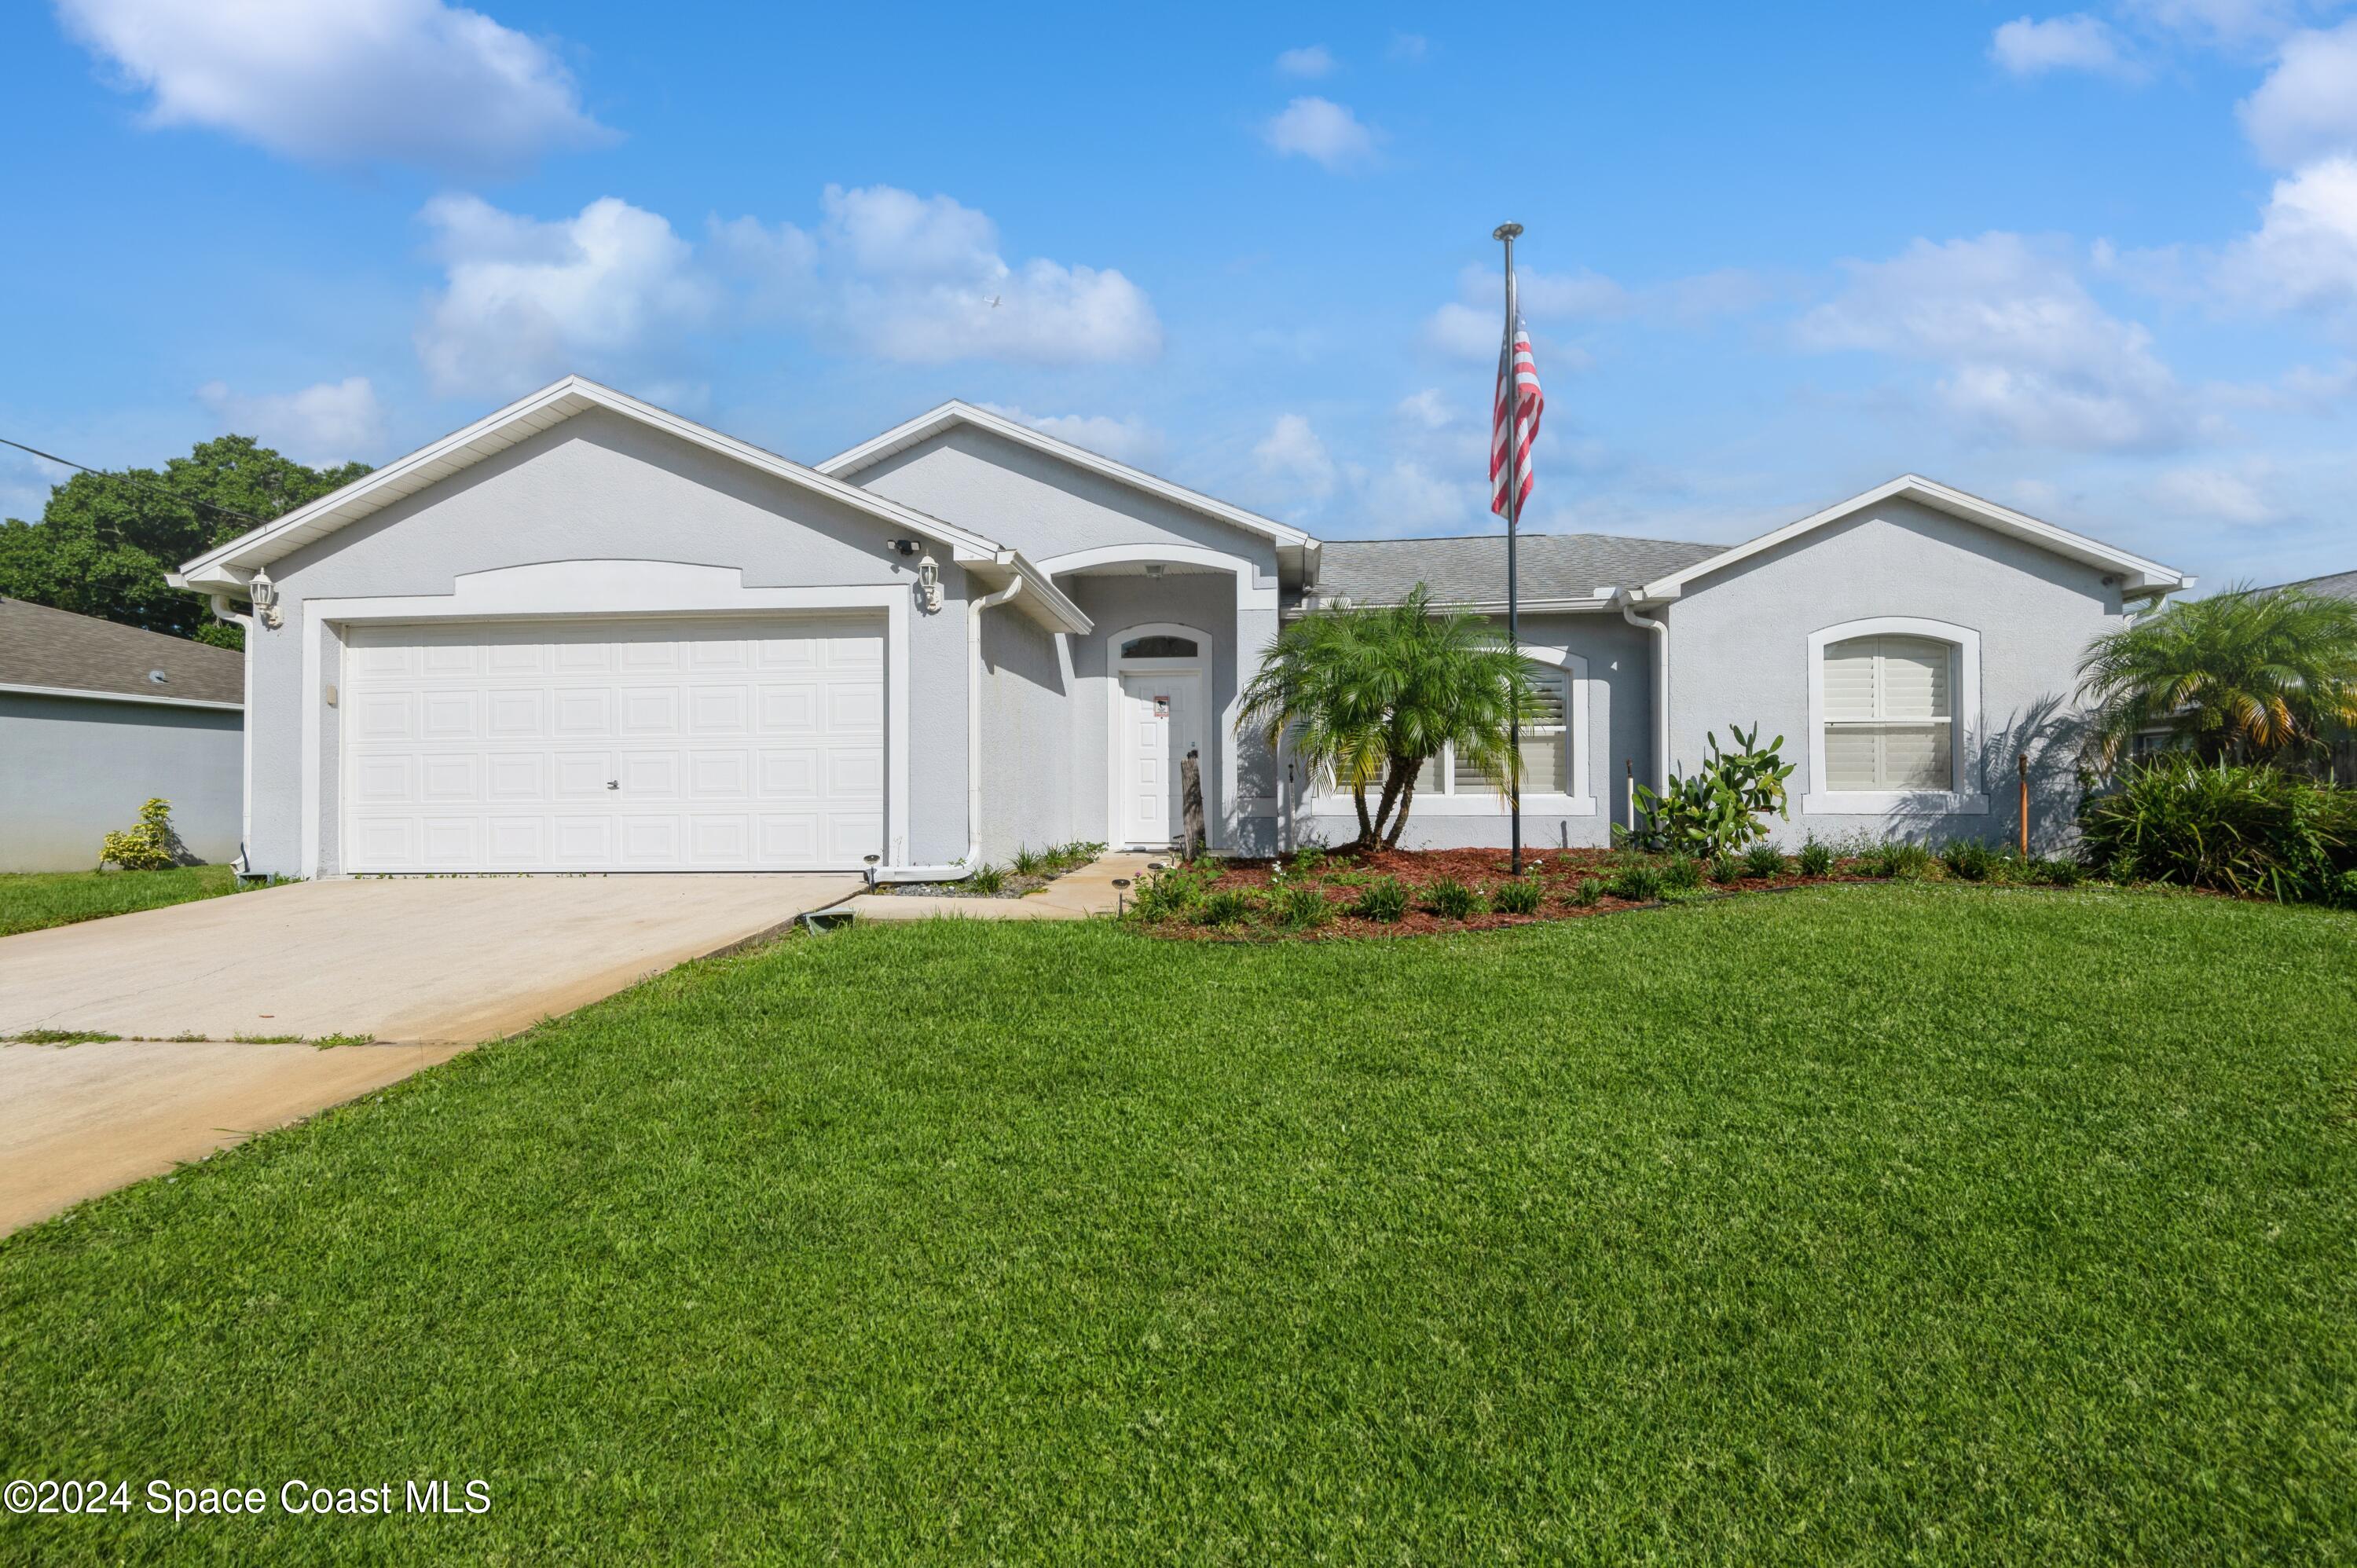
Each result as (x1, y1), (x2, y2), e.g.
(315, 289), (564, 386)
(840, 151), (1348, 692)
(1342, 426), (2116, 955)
(3, 886), (2354, 1563)
(0, 864), (238, 937)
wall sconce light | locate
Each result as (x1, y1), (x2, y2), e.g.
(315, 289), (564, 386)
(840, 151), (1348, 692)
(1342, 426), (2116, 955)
(247, 566), (283, 629)
(915, 552), (943, 613)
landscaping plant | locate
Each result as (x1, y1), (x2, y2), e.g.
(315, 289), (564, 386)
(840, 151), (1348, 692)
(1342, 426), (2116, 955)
(968, 863), (1007, 896)
(1422, 877), (1484, 919)
(97, 797), (188, 871)
(1350, 876), (1410, 922)
(1622, 723), (1794, 858)
(1567, 876), (1604, 907)
(1661, 855), (1703, 892)
(1941, 840), (1995, 883)
(1196, 889), (1260, 928)
(1609, 863), (1663, 903)
(1708, 854), (1741, 885)
(2079, 756), (2357, 903)
(1743, 843), (1784, 879)
(1272, 883), (1334, 930)
(1131, 863), (1218, 921)
(1490, 876), (1544, 915)
(1798, 838), (1835, 877)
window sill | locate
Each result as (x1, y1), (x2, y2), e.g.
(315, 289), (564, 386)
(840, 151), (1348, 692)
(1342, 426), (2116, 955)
(1800, 790), (1989, 816)
(1311, 793), (1596, 818)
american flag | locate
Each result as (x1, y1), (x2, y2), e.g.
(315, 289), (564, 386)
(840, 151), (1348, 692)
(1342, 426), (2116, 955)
(1490, 312), (1542, 518)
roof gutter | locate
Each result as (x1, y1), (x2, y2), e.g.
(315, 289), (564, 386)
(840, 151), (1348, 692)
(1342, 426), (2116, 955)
(1613, 588), (1670, 797)
(867, 576), (1025, 886)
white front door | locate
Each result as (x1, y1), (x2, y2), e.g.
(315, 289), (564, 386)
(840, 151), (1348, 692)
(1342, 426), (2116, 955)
(340, 614), (885, 872)
(1117, 671), (1201, 846)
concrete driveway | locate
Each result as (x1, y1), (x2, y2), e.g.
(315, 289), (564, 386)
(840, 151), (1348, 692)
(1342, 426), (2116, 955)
(0, 874), (858, 1232)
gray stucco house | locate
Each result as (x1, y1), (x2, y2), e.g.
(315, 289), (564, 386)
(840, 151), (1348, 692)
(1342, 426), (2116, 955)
(170, 376), (2190, 879)
(1, 597), (244, 871)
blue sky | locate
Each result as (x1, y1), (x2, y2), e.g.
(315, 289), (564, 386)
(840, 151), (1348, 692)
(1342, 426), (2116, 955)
(4, 1), (2355, 587)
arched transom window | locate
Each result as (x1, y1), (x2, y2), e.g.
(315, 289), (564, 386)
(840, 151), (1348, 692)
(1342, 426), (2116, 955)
(1120, 634), (1198, 659)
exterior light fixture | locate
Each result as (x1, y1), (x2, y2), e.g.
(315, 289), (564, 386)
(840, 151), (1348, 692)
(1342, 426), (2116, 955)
(915, 552), (943, 613)
(1111, 877), (1131, 917)
(863, 852), (882, 888)
(247, 566), (283, 629)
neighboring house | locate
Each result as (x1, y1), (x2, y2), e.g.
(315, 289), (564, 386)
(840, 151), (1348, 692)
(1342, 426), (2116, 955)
(170, 377), (2189, 879)
(2264, 568), (2357, 782)
(0, 597), (244, 871)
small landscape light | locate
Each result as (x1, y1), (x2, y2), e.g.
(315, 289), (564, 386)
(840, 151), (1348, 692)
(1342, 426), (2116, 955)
(1111, 877), (1131, 916)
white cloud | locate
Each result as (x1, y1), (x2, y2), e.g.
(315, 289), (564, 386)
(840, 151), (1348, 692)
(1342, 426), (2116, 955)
(977, 405), (1164, 466)
(2238, 20), (2357, 168)
(1990, 15), (2137, 76)
(1423, 262), (1764, 359)
(2122, 0), (2314, 48)
(2146, 463), (2281, 523)
(1263, 97), (1378, 169)
(56, 0), (611, 176)
(719, 184), (1162, 365)
(1388, 32), (1429, 62)
(1275, 44), (1335, 78)
(416, 194), (717, 397)
(196, 376), (386, 465)
(1253, 413), (1335, 504)
(2219, 155), (2357, 315)
(1798, 232), (2194, 451)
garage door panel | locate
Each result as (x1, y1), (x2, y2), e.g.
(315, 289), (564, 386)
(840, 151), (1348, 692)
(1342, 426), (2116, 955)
(343, 615), (884, 873)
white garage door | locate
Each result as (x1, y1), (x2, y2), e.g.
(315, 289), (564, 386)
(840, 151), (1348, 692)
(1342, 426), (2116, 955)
(340, 615), (885, 873)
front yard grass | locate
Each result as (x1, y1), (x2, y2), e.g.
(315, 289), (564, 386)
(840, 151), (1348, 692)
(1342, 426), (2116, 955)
(3, 885), (2354, 1562)
(0, 864), (237, 937)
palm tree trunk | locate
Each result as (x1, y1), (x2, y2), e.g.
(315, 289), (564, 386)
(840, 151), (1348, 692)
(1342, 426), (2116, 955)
(1382, 771), (1419, 849)
(1351, 783), (1374, 850)
(1367, 760), (1409, 849)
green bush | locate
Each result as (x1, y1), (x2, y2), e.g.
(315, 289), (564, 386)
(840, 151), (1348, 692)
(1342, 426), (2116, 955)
(1196, 889), (1260, 927)
(1288, 844), (1329, 876)
(1864, 841), (1936, 880)
(1131, 863), (1217, 920)
(1351, 876), (1410, 922)
(1797, 838), (1835, 877)
(1941, 840), (1995, 882)
(1272, 882), (1334, 929)
(1622, 722), (1795, 858)
(2033, 855), (2084, 887)
(98, 797), (186, 872)
(1661, 855), (1703, 892)
(1010, 845), (1043, 876)
(1567, 876), (1604, 907)
(1490, 876), (1544, 915)
(2079, 757), (2357, 903)
(968, 863), (1007, 896)
(1743, 843), (1784, 879)
(1423, 877), (1485, 919)
(1707, 854), (1741, 885)
(1609, 863), (1663, 902)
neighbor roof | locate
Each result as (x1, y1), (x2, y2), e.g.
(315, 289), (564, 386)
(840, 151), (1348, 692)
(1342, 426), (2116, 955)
(170, 376), (1091, 636)
(0, 597), (243, 707)
(2265, 569), (2357, 603)
(1306, 533), (1724, 611)
(816, 400), (1317, 559)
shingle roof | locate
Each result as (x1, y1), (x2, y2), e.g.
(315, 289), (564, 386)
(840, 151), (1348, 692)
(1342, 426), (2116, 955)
(2267, 569), (2357, 603)
(1306, 533), (1725, 610)
(0, 598), (244, 705)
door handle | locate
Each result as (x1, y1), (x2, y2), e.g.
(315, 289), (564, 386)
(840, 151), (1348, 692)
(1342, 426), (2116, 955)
(607, 780), (619, 790)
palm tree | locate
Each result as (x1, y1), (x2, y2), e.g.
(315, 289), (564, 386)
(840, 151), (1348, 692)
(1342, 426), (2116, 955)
(1244, 586), (1538, 850)
(2078, 584), (2357, 771)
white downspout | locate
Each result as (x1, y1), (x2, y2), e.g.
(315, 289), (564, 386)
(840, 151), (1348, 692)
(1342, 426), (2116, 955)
(867, 577), (1024, 886)
(211, 591), (258, 877)
(1615, 589), (1670, 807)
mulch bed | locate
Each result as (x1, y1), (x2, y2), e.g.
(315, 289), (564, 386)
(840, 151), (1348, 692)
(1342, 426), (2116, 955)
(1138, 845), (1871, 940)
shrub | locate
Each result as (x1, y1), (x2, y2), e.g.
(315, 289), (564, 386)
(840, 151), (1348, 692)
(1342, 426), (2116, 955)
(1797, 838), (1835, 877)
(1707, 854), (1741, 885)
(1865, 841), (1935, 880)
(1010, 845), (1043, 876)
(967, 863), (1007, 896)
(1271, 882), (1334, 929)
(1196, 889), (1260, 927)
(1622, 722), (1795, 858)
(1424, 877), (1485, 919)
(1132, 863), (1217, 920)
(1743, 843), (1784, 879)
(1288, 843), (1329, 876)
(2032, 855), (2084, 887)
(2079, 757), (2357, 903)
(1609, 863), (1662, 903)
(1661, 855), (1703, 892)
(1567, 877), (1604, 907)
(1940, 840), (1995, 883)
(1351, 876), (1409, 922)
(1491, 876), (1544, 915)
(99, 798), (186, 871)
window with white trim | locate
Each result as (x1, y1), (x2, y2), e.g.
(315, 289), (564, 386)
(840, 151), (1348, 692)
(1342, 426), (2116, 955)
(1821, 634), (1953, 792)
(1329, 668), (1571, 797)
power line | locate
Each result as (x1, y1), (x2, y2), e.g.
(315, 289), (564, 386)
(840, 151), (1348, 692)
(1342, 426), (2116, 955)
(0, 435), (269, 528)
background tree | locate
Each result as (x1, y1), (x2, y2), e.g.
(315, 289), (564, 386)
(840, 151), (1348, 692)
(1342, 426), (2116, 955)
(1244, 586), (1537, 850)
(2078, 584), (2357, 771)
(0, 435), (368, 650)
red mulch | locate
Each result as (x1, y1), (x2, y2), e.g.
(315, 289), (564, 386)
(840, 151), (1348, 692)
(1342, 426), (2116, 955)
(1136, 845), (1868, 941)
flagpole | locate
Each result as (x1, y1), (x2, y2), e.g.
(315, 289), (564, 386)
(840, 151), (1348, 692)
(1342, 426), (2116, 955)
(1494, 221), (1524, 877)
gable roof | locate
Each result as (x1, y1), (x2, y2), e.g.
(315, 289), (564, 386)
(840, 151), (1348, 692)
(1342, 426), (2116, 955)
(1628, 474), (2190, 604)
(0, 597), (242, 707)
(170, 377), (1088, 634)
(816, 400), (1317, 561)
(2264, 568), (2357, 603)
(1307, 533), (1723, 612)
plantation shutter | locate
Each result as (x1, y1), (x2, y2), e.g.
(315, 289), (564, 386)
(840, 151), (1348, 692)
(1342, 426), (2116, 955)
(1457, 670), (1568, 795)
(1823, 636), (1952, 792)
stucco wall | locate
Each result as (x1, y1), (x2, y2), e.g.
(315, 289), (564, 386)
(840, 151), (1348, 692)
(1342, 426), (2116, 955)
(0, 692), (243, 871)
(1290, 611), (1653, 852)
(246, 408), (970, 875)
(977, 606), (1075, 862)
(1666, 498), (2119, 850)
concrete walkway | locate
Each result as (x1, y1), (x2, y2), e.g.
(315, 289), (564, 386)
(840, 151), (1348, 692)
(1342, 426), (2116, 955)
(0, 873), (858, 1233)
(841, 852), (1162, 921)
